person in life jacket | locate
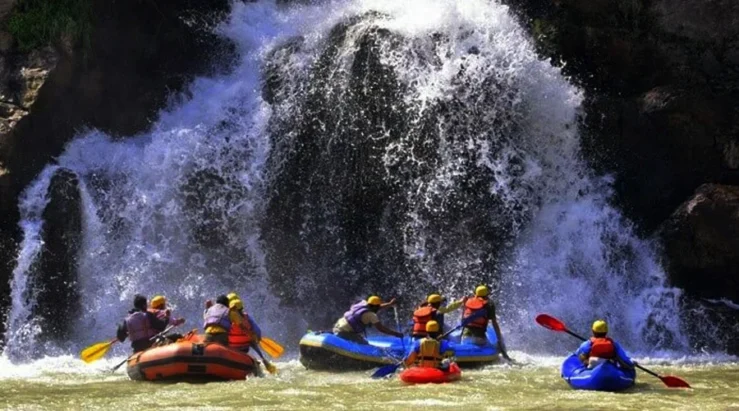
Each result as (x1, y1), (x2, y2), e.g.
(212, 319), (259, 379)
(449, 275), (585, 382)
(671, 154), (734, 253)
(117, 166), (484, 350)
(203, 295), (243, 346)
(411, 293), (466, 339)
(461, 285), (511, 361)
(575, 320), (634, 369)
(227, 298), (263, 353)
(148, 295), (186, 340)
(117, 294), (168, 353)
(403, 321), (454, 369)
(333, 295), (403, 344)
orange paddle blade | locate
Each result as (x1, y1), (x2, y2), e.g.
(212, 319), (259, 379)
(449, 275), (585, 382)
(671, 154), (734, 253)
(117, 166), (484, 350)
(259, 337), (285, 358)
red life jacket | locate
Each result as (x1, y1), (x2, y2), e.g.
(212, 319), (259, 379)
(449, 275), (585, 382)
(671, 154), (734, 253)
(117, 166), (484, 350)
(228, 312), (254, 349)
(412, 306), (437, 336)
(589, 337), (616, 358)
(462, 297), (489, 329)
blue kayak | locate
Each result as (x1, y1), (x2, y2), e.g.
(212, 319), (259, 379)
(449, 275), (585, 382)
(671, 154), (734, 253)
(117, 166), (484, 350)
(299, 327), (499, 371)
(561, 354), (636, 391)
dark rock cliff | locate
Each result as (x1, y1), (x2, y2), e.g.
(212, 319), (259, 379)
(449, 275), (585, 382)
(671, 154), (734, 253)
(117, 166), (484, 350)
(0, 0), (234, 344)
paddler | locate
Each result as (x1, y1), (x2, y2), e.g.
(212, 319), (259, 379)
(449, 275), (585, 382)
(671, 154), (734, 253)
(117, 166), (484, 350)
(403, 321), (453, 369)
(148, 295), (185, 341)
(203, 295), (243, 346)
(461, 285), (511, 361)
(411, 293), (466, 339)
(117, 294), (168, 353)
(333, 295), (403, 344)
(226, 297), (263, 353)
(576, 320), (635, 369)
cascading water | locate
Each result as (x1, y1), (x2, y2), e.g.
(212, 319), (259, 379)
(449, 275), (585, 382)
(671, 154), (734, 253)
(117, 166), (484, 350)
(3, 0), (694, 360)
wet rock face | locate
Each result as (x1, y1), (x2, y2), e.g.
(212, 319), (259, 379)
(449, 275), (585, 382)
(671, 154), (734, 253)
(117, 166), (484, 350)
(0, 0), (234, 343)
(658, 184), (739, 302)
(30, 168), (82, 345)
(262, 16), (525, 324)
(505, 0), (739, 231)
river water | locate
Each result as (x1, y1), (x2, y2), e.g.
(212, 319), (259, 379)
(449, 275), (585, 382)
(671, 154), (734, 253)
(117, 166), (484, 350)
(1, 354), (737, 410)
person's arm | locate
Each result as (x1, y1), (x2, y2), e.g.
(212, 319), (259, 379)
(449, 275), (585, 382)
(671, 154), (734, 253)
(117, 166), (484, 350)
(148, 311), (168, 331)
(379, 298), (397, 310)
(575, 340), (592, 364)
(403, 341), (420, 367)
(116, 321), (128, 342)
(437, 298), (464, 314)
(376, 322), (403, 338)
(248, 316), (262, 341)
(613, 341), (635, 368)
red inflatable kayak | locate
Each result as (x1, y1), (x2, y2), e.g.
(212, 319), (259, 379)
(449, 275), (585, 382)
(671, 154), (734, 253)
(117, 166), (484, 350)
(399, 363), (462, 384)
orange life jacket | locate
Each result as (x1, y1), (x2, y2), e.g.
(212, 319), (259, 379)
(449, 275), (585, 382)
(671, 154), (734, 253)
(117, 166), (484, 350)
(589, 337), (616, 358)
(228, 312), (253, 350)
(412, 306), (437, 336)
(462, 297), (489, 329)
(417, 338), (442, 368)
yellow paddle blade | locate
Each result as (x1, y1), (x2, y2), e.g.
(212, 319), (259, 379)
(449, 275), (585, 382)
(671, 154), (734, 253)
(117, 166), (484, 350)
(264, 360), (278, 375)
(259, 337), (285, 358)
(80, 339), (116, 363)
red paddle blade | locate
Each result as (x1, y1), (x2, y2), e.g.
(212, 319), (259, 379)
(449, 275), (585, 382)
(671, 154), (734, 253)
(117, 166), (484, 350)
(660, 375), (691, 389)
(535, 314), (567, 332)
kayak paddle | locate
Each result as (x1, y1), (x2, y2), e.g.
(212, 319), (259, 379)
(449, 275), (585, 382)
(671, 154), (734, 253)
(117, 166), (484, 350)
(535, 314), (691, 389)
(80, 338), (118, 363)
(259, 337), (285, 358)
(371, 308), (487, 379)
(251, 341), (278, 375)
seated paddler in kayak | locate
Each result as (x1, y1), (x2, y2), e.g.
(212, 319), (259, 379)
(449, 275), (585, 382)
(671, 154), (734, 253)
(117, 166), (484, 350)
(203, 295), (245, 346)
(576, 320), (634, 369)
(117, 294), (169, 353)
(148, 295), (185, 342)
(411, 293), (466, 339)
(461, 285), (512, 360)
(225, 293), (263, 353)
(403, 321), (454, 370)
(333, 295), (403, 344)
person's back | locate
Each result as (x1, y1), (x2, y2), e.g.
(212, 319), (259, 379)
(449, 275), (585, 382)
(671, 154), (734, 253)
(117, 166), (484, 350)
(227, 299), (255, 351)
(576, 320), (634, 369)
(117, 295), (166, 353)
(404, 321), (453, 369)
(203, 295), (234, 346)
(333, 295), (402, 344)
(412, 293), (466, 339)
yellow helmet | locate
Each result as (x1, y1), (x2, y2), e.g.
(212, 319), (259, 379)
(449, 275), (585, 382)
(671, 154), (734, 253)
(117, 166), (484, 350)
(227, 292), (240, 302)
(150, 295), (166, 309)
(229, 299), (244, 310)
(592, 320), (608, 334)
(367, 295), (383, 306)
(475, 285), (489, 297)
(427, 294), (443, 304)
(425, 320), (440, 333)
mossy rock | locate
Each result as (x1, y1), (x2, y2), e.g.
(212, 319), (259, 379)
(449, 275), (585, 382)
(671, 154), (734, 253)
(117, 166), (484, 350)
(6, 0), (92, 52)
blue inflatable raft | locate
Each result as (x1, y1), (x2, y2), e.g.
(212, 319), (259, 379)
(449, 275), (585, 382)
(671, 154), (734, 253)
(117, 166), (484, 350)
(561, 354), (636, 391)
(299, 327), (499, 371)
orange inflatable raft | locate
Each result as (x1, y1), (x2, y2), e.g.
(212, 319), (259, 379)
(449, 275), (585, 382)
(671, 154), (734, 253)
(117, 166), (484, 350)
(126, 336), (258, 382)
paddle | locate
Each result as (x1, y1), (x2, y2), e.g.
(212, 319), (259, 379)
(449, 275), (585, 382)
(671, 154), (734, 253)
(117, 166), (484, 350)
(80, 338), (119, 363)
(393, 306), (406, 354)
(259, 337), (285, 358)
(251, 340), (278, 375)
(371, 308), (487, 379)
(535, 314), (691, 389)
(110, 324), (178, 373)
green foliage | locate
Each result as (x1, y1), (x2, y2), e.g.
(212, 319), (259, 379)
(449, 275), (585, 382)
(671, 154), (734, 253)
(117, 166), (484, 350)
(6, 0), (92, 51)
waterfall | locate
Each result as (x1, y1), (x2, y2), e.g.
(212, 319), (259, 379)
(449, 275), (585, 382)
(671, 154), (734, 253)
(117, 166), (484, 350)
(3, 0), (690, 360)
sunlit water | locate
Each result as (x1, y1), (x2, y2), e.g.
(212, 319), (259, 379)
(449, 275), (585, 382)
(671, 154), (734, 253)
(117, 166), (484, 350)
(1, 354), (737, 410)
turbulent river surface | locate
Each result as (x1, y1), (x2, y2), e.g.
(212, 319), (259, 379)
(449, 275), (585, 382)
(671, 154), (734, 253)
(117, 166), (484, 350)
(2, 0), (738, 409)
(1, 355), (738, 410)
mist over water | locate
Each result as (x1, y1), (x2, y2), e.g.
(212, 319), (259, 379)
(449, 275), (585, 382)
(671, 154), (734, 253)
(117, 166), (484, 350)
(2, 0), (703, 362)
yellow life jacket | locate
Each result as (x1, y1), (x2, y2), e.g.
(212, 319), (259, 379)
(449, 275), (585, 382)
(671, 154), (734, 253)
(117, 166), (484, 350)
(418, 338), (442, 368)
